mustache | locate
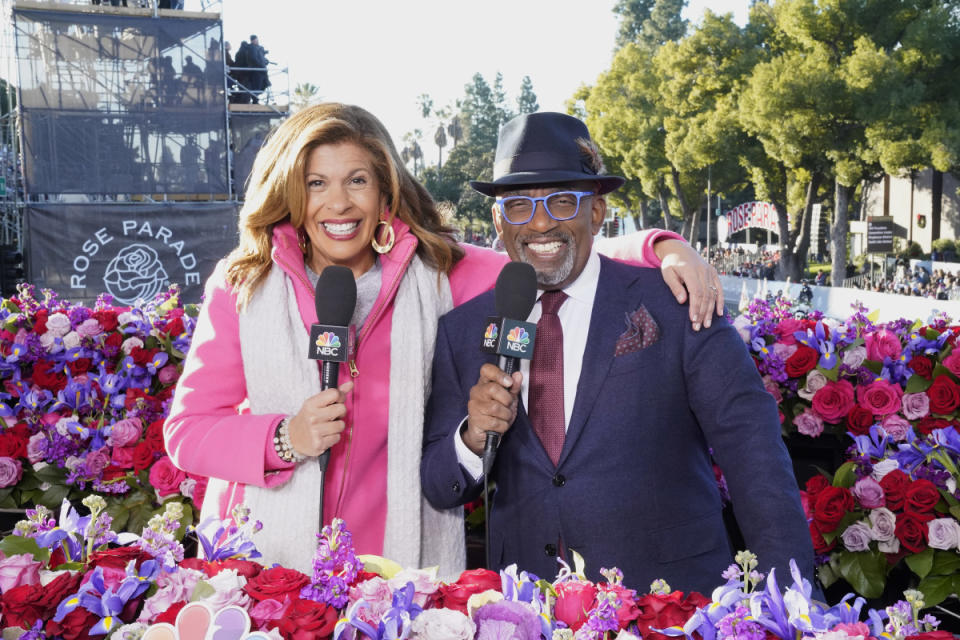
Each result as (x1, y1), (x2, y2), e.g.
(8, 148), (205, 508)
(516, 230), (572, 244)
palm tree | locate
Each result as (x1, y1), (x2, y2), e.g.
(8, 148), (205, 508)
(292, 82), (320, 111)
(434, 124), (447, 169)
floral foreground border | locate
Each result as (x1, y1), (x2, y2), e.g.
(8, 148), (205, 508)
(0, 506), (950, 640)
(0, 285), (205, 536)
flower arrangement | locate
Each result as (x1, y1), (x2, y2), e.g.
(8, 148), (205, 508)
(0, 285), (205, 535)
(0, 505), (949, 640)
(734, 299), (959, 441)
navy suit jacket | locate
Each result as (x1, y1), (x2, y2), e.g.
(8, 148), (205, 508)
(421, 257), (816, 594)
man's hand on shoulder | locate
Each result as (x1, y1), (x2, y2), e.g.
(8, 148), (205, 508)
(464, 363), (522, 456)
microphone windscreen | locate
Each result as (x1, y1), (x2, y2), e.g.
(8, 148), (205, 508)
(315, 265), (357, 326)
(494, 262), (538, 320)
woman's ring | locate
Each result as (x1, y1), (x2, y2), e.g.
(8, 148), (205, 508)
(709, 285), (718, 292)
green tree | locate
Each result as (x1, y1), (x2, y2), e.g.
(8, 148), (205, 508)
(517, 76), (539, 114)
(291, 82), (320, 111)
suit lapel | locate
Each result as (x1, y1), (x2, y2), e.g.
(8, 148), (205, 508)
(557, 258), (643, 467)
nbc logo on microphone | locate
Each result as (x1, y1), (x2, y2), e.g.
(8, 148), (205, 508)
(505, 326), (531, 354)
(316, 332), (341, 349)
(484, 324), (499, 340)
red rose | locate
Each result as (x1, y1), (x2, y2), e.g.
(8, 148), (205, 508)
(845, 406), (876, 436)
(133, 441), (156, 472)
(811, 379), (856, 423)
(809, 521), (835, 554)
(905, 632), (958, 640)
(165, 316), (185, 337)
(804, 475), (831, 499)
(927, 376), (960, 415)
(210, 558), (263, 580)
(103, 332), (123, 353)
(812, 486), (855, 533)
(33, 308), (49, 334)
(67, 358), (92, 376)
(1, 583), (46, 629)
(554, 580), (598, 632)
(32, 360), (68, 392)
(785, 345), (819, 377)
(905, 479), (942, 514)
(267, 598), (338, 640)
(895, 511), (933, 553)
(916, 416), (951, 435)
(45, 607), (101, 640)
(437, 568), (502, 614)
(908, 355), (933, 379)
(129, 346), (155, 366)
(35, 571), (83, 619)
(243, 566), (310, 603)
(93, 310), (119, 332)
(148, 455), (187, 497)
(154, 600), (188, 625)
(145, 419), (166, 452)
(634, 591), (710, 640)
(880, 470), (910, 510)
(0, 432), (27, 459)
(88, 546), (155, 571)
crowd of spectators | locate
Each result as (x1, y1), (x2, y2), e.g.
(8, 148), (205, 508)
(855, 263), (960, 300)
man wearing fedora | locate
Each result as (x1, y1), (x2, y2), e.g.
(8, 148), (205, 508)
(420, 112), (816, 594)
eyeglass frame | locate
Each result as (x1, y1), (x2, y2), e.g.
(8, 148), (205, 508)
(494, 190), (595, 225)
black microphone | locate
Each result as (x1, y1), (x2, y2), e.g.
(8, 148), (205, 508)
(480, 262), (538, 474)
(308, 265), (356, 480)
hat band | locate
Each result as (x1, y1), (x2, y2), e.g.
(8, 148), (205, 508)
(494, 152), (596, 180)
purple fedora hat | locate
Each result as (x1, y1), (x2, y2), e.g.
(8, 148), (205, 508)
(469, 112), (625, 197)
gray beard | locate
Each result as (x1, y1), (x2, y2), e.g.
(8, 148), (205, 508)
(512, 231), (576, 287)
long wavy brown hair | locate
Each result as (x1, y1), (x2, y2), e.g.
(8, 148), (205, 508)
(225, 103), (463, 308)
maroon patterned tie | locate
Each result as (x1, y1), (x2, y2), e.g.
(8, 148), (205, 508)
(529, 290), (567, 466)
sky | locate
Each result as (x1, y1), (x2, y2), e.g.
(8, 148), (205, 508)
(197, 0), (750, 149)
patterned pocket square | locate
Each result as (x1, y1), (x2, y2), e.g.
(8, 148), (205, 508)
(614, 305), (661, 356)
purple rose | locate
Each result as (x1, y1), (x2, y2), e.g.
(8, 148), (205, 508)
(85, 448), (111, 475)
(853, 476), (885, 509)
(0, 456), (23, 488)
(76, 318), (103, 338)
(928, 518), (960, 550)
(902, 392), (930, 420)
(794, 408), (824, 437)
(26, 433), (48, 464)
(881, 414), (912, 441)
(107, 418), (143, 448)
(840, 522), (874, 552)
(868, 507), (897, 542)
(158, 364), (180, 385)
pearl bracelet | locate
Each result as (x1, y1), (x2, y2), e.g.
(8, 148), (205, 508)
(274, 417), (306, 463)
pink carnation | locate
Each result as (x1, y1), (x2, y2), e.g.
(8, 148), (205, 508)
(349, 576), (394, 627)
(864, 329), (902, 362)
(138, 567), (204, 622)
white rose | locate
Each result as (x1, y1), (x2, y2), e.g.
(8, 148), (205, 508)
(62, 331), (81, 350)
(871, 459), (900, 481)
(842, 345), (867, 369)
(45, 312), (71, 337)
(117, 311), (138, 326)
(878, 538), (900, 554)
(798, 369), (828, 401)
(868, 508), (897, 542)
(40, 332), (62, 353)
(121, 337), (144, 355)
(927, 518), (960, 550)
(410, 608), (475, 640)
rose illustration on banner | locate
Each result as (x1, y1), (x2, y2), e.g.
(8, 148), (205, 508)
(104, 244), (169, 304)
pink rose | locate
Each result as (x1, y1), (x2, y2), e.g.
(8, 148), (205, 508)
(775, 318), (804, 345)
(794, 409), (824, 437)
(0, 553), (42, 592)
(158, 365), (180, 385)
(865, 329), (902, 362)
(45, 313), (71, 338)
(249, 598), (288, 629)
(943, 352), (960, 377)
(75, 318), (103, 338)
(857, 379), (903, 417)
(0, 456), (23, 488)
(84, 448), (110, 475)
(853, 476), (885, 509)
(26, 433), (48, 464)
(881, 414), (912, 441)
(148, 456), (187, 497)
(812, 379), (856, 423)
(762, 376), (783, 403)
(107, 418), (143, 448)
(111, 445), (135, 469)
(902, 392), (930, 420)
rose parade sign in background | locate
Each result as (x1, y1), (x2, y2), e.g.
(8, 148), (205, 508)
(24, 204), (238, 305)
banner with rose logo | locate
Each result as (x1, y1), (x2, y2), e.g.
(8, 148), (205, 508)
(24, 203), (238, 306)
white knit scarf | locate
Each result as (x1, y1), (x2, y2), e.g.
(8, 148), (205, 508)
(213, 254), (465, 579)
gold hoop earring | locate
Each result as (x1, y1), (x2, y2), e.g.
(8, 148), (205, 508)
(371, 220), (395, 254)
(297, 229), (309, 255)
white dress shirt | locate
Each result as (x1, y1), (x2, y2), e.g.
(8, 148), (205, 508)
(455, 249), (601, 478)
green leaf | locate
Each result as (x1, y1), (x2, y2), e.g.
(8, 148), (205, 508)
(916, 574), (960, 608)
(106, 503), (130, 533)
(817, 365), (838, 381)
(905, 548), (934, 578)
(37, 484), (69, 510)
(832, 461), (858, 488)
(836, 551), (887, 598)
(0, 534), (49, 562)
(924, 328), (940, 341)
(817, 562), (839, 588)
(949, 505), (960, 521)
(863, 360), (882, 376)
(191, 580), (217, 601)
(905, 374), (932, 393)
(930, 551), (960, 576)
(0, 493), (18, 509)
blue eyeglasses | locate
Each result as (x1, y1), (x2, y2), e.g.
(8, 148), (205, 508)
(495, 190), (594, 225)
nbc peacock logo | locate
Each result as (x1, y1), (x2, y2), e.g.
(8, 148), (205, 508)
(315, 332), (341, 349)
(507, 327), (530, 345)
(484, 323), (499, 340)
